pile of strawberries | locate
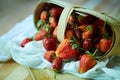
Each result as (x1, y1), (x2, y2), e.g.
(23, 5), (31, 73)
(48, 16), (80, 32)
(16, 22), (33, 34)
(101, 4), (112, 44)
(21, 6), (113, 73)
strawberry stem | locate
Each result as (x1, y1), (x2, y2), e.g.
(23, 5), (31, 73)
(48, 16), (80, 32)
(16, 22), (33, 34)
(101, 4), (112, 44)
(103, 19), (107, 31)
(103, 19), (110, 39)
(86, 49), (98, 57)
(86, 51), (93, 56)
(93, 49), (98, 56)
(52, 54), (56, 60)
(53, 70), (57, 80)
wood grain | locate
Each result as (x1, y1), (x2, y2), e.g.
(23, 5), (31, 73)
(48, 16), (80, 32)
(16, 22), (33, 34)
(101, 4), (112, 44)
(30, 68), (88, 80)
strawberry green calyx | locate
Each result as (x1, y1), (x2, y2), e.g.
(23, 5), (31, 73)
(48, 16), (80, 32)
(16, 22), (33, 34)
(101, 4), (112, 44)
(70, 36), (80, 49)
(86, 49), (99, 58)
(44, 24), (51, 32)
(71, 43), (80, 50)
(52, 54), (56, 60)
(86, 25), (93, 31)
(37, 19), (51, 33)
(37, 20), (46, 30)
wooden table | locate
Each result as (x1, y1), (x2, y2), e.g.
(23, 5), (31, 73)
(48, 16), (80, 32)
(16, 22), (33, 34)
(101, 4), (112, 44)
(0, 59), (85, 80)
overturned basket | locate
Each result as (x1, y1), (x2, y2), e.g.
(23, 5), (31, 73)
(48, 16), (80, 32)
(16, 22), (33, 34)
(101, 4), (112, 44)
(34, 0), (120, 59)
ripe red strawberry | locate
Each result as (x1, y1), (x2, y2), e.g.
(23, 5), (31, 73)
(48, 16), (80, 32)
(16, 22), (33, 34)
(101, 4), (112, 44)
(99, 38), (112, 53)
(80, 15), (94, 24)
(49, 17), (58, 28)
(56, 39), (78, 59)
(83, 39), (93, 50)
(79, 54), (97, 73)
(44, 51), (56, 62)
(42, 37), (57, 51)
(78, 24), (87, 32)
(52, 57), (63, 71)
(82, 30), (93, 40)
(50, 7), (63, 18)
(94, 19), (104, 26)
(65, 29), (74, 40)
(52, 26), (58, 39)
(67, 15), (74, 24)
(77, 53), (84, 60)
(40, 10), (48, 20)
(82, 25), (94, 39)
(21, 38), (32, 47)
(34, 30), (48, 41)
(74, 28), (82, 40)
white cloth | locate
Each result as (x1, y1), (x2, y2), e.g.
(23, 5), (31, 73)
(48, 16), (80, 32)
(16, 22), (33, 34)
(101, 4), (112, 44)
(1, 15), (120, 80)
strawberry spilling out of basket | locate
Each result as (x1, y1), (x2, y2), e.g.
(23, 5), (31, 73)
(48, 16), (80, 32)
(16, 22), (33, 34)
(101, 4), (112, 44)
(21, 6), (113, 73)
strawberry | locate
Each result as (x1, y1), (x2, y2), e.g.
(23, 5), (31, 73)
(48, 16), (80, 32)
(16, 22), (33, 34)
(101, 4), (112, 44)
(79, 54), (97, 73)
(83, 39), (93, 50)
(78, 24), (87, 32)
(34, 29), (48, 41)
(99, 38), (112, 53)
(96, 43), (100, 49)
(77, 15), (83, 25)
(82, 30), (93, 40)
(49, 17), (58, 28)
(21, 38), (32, 47)
(80, 15), (94, 24)
(94, 19), (104, 26)
(52, 57), (63, 71)
(82, 25), (94, 39)
(44, 51), (56, 62)
(65, 29), (74, 40)
(74, 28), (82, 40)
(50, 7), (63, 18)
(40, 10), (48, 20)
(52, 26), (58, 39)
(77, 53), (84, 60)
(42, 37), (57, 51)
(67, 15), (74, 24)
(56, 39), (78, 59)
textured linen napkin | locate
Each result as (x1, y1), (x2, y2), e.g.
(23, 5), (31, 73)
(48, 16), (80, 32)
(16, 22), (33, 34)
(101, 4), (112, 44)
(0, 15), (120, 80)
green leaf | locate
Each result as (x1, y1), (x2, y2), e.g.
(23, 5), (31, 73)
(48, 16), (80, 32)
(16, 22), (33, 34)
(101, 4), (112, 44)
(44, 24), (50, 32)
(70, 39), (75, 43)
(72, 43), (80, 49)
(70, 36), (80, 49)
(37, 20), (46, 27)
(72, 44), (78, 49)
(86, 25), (93, 31)
(71, 36), (77, 42)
